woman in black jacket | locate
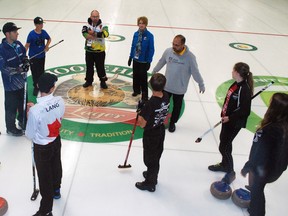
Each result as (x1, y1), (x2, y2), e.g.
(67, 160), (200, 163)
(241, 92), (288, 216)
(208, 62), (254, 184)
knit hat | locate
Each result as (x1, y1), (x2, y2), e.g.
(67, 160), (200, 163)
(2, 22), (21, 34)
(38, 73), (58, 93)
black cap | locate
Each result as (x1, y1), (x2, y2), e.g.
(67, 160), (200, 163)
(38, 73), (58, 93)
(34, 17), (44, 24)
(2, 22), (21, 34)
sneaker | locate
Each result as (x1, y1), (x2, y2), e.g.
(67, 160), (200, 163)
(54, 189), (61, 199)
(135, 181), (155, 192)
(33, 87), (39, 96)
(208, 163), (227, 172)
(7, 128), (23, 136)
(168, 122), (176, 132)
(33, 211), (53, 216)
(132, 92), (140, 97)
(82, 82), (92, 88)
(221, 171), (236, 184)
(100, 81), (108, 89)
(142, 171), (158, 185)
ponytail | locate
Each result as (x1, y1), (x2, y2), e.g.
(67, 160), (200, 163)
(246, 71), (254, 96)
(234, 62), (254, 96)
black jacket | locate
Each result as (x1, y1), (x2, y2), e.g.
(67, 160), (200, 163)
(243, 123), (288, 182)
(221, 80), (252, 128)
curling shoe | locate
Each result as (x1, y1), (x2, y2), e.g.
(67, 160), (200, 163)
(6, 128), (23, 136)
(132, 92), (140, 97)
(135, 181), (156, 192)
(221, 171), (236, 184)
(100, 81), (108, 89)
(208, 163), (227, 172)
(32, 211), (53, 216)
(82, 82), (92, 88)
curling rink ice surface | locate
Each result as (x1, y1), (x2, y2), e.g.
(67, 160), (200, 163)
(0, 0), (288, 215)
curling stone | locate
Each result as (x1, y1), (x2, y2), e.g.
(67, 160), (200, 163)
(231, 188), (251, 208)
(210, 181), (232, 200)
(0, 197), (8, 216)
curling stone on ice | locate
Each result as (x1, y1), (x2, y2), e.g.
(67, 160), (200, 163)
(210, 181), (232, 200)
(0, 197), (8, 216)
(231, 188), (251, 208)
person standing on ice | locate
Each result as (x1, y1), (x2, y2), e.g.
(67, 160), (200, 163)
(241, 92), (288, 216)
(135, 73), (170, 192)
(82, 10), (109, 89)
(26, 73), (65, 216)
(208, 62), (254, 185)
(128, 16), (155, 101)
(25, 16), (51, 96)
(0, 22), (29, 136)
(152, 34), (205, 133)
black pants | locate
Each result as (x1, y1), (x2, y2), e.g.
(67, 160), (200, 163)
(34, 136), (62, 214)
(248, 171), (281, 216)
(5, 89), (26, 130)
(143, 125), (165, 185)
(85, 51), (107, 83)
(164, 91), (184, 124)
(132, 60), (148, 100)
(219, 122), (241, 173)
(30, 57), (45, 88)
(249, 176), (266, 216)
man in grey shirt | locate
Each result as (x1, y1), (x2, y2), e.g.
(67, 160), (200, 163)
(152, 34), (205, 132)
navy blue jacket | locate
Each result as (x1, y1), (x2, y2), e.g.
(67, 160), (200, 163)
(0, 38), (26, 91)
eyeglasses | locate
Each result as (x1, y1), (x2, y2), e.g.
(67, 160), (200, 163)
(91, 16), (99, 18)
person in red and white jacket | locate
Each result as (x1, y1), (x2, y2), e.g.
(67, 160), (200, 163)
(25, 72), (65, 216)
(208, 62), (254, 185)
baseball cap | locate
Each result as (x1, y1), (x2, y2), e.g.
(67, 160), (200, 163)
(2, 22), (21, 34)
(34, 17), (44, 24)
(38, 73), (58, 93)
